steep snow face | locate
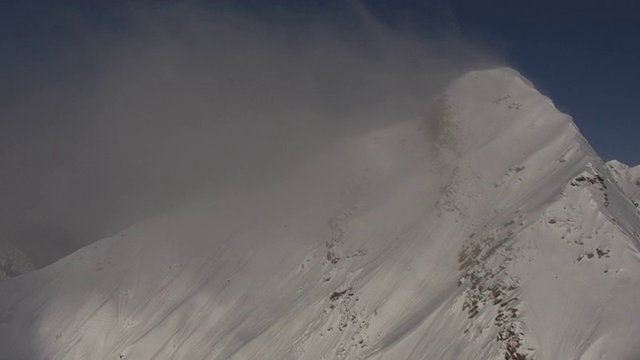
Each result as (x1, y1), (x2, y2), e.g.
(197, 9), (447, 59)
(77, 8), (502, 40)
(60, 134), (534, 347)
(1, 67), (640, 360)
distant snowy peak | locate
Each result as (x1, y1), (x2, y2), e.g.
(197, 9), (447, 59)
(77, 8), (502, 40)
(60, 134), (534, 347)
(606, 159), (640, 202)
(0, 242), (35, 280)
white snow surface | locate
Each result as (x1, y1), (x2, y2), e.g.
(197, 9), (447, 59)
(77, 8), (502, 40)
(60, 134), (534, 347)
(2, 67), (640, 360)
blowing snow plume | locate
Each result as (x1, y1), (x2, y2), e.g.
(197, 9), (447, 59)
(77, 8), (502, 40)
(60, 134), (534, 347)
(0, 1), (499, 268)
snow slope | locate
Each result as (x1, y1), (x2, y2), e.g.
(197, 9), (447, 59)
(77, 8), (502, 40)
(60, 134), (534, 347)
(2, 67), (640, 360)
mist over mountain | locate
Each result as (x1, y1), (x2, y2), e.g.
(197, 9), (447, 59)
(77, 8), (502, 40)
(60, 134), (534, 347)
(2, 3), (640, 360)
(1, 66), (640, 360)
(0, 2), (496, 268)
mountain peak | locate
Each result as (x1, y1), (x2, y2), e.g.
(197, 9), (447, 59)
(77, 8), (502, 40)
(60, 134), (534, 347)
(2, 68), (640, 360)
(464, 67), (535, 87)
(427, 67), (589, 183)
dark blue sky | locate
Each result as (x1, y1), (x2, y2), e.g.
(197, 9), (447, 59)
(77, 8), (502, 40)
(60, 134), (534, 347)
(2, 0), (639, 164)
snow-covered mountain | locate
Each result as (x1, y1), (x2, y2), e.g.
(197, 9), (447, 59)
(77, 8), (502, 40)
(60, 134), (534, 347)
(2, 67), (640, 360)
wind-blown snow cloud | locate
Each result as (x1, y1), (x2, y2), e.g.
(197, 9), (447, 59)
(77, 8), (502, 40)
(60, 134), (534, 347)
(0, 1), (500, 267)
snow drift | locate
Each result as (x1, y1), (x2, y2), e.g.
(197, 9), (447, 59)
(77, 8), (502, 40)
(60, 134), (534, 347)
(1, 68), (640, 360)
